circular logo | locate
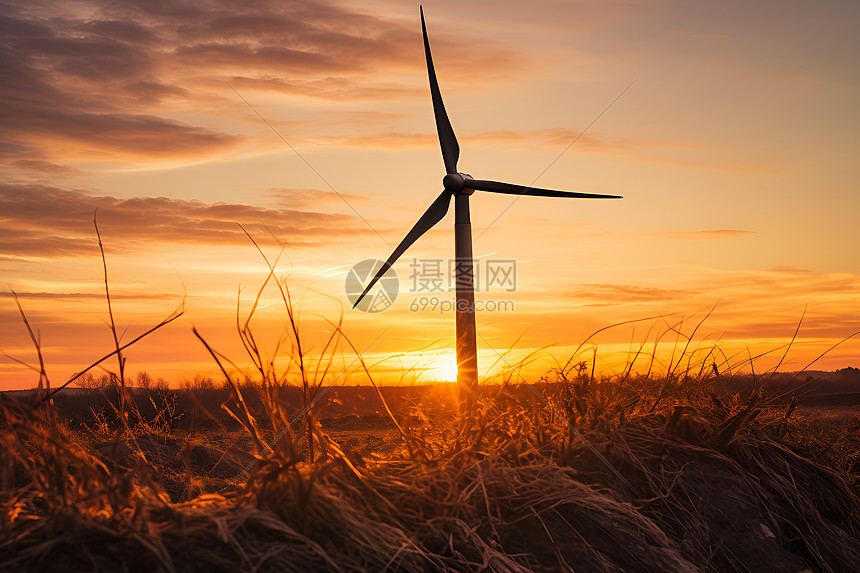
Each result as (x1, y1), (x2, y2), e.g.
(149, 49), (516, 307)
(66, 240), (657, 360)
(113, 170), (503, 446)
(345, 259), (399, 313)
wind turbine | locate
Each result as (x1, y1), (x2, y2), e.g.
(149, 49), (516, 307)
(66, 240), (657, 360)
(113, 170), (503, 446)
(353, 7), (622, 409)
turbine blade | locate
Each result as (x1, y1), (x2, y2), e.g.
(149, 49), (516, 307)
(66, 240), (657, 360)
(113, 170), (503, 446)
(466, 179), (622, 199)
(421, 6), (460, 174)
(353, 190), (452, 308)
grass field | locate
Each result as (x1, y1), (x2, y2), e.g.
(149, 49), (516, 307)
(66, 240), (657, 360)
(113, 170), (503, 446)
(3, 250), (860, 571)
(3, 371), (860, 572)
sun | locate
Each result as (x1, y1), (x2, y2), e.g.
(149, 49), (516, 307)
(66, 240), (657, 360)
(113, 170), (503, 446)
(428, 353), (459, 383)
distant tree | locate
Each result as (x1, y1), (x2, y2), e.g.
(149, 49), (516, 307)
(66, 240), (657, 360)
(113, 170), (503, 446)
(135, 371), (153, 390)
(184, 374), (216, 391)
(75, 372), (110, 390)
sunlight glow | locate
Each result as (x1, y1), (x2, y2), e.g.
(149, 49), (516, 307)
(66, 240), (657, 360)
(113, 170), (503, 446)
(428, 353), (459, 383)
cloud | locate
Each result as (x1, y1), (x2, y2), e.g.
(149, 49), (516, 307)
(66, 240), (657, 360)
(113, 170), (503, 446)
(657, 229), (756, 240)
(554, 268), (859, 339)
(0, 0), (521, 170)
(570, 283), (697, 303)
(12, 159), (84, 175)
(0, 182), (377, 258)
(228, 75), (423, 100)
(0, 255), (37, 263)
(465, 129), (684, 152)
(704, 269), (860, 299)
(0, 291), (176, 302)
(266, 187), (366, 208)
(312, 127), (679, 151)
(8, 107), (240, 160)
(123, 81), (192, 105)
(0, 39), (240, 163)
(767, 266), (814, 276)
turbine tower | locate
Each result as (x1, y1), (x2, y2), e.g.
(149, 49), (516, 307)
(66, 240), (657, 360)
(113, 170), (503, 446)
(354, 7), (621, 410)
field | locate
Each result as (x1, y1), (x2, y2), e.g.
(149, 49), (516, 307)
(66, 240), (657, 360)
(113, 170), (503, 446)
(3, 371), (860, 572)
(3, 250), (860, 571)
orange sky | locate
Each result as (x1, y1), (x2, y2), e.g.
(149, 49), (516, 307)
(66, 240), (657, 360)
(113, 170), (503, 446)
(2, 0), (859, 390)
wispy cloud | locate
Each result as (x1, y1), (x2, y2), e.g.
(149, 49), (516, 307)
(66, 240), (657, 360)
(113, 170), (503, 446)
(228, 76), (424, 100)
(11, 159), (84, 175)
(0, 44), (240, 162)
(0, 182), (376, 257)
(0, 0), (521, 170)
(0, 291), (176, 301)
(564, 268), (860, 337)
(311, 127), (683, 152)
(656, 229), (756, 240)
(266, 187), (366, 208)
(570, 283), (698, 303)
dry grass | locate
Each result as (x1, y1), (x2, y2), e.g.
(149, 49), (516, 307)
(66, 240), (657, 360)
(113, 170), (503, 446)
(3, 228), (859, 572)
(3, 370), (860, 572)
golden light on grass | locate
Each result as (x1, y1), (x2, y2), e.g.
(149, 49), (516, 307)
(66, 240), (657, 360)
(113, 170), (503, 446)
(5, 249), (860, 571)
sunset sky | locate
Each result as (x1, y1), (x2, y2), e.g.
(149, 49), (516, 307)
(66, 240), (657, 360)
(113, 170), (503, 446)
(2, 0), (859, 390)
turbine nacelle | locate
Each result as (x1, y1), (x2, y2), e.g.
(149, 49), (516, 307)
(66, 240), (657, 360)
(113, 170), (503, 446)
(443, 172), (474, 194)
